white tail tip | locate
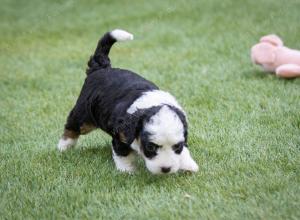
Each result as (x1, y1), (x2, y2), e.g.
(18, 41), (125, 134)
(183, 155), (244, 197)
(110, 29), (134, 42)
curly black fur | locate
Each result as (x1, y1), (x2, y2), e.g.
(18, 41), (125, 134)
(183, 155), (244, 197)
(61, 30), (187, 158)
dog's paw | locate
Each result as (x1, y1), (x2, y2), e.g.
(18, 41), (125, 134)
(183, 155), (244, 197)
(113, 152), (136, 173)
(179, 147), (199, 172)
(57, 138), (77, 152)
(180, 159), (199, 172)
(116, 164), (136, 173)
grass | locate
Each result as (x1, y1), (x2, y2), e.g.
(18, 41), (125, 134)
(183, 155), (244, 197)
(0, 0), (300, 219)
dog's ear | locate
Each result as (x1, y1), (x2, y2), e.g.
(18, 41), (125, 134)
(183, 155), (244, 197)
(166, 105), (188, 142)
(113, 112), (142, 145)
(113, 106), (162, 145)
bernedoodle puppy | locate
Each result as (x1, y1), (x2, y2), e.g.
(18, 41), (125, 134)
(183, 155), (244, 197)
(58, 29), (198, 174)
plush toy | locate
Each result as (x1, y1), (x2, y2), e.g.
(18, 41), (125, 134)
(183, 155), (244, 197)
(251, 34), (300, 78)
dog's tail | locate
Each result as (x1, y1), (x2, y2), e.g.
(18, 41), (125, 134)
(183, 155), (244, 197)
(86, 29), (134, 74)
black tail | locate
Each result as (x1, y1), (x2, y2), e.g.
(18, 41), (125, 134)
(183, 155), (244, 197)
(86, 29), (133, 74)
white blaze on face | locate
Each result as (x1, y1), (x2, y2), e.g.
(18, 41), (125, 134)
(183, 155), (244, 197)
(143, 106), (185, 174)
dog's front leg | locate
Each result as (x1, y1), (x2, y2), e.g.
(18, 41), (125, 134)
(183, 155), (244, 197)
(179, 147), (199, 172)
(112, 139), (136, 173)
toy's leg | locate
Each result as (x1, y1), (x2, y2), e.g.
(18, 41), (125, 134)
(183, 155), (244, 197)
(260, 34), (283, 47)
(112, 138), (136, 172)
(179, 147), (199, 172)
(276, 64), (300, 78)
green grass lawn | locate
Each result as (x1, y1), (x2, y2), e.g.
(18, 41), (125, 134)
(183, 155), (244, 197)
(1, 0), (299, 219)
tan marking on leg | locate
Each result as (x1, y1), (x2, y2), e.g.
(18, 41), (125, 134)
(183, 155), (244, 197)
(63, 129), (79, 139)
(80, 123), (96, 135)
(58, 129), (79, 151)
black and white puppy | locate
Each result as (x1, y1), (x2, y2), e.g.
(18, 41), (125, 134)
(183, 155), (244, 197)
(58, 29), (198, 174)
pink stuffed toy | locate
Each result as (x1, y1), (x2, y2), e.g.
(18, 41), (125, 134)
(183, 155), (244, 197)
(251, 34), (300, 78)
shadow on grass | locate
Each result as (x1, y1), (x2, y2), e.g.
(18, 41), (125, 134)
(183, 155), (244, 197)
(242, 69), (275, 80)
(243, 69), (299, 83)
(29, 143), (199, 192)
(36, 144), (199, 189)
(57, 143), (113, 166)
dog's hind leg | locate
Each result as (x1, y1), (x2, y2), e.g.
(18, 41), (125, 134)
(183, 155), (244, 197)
(57, 108), (83, 151)
(57, 128), (79, 152)
(57, 122), (96, 151)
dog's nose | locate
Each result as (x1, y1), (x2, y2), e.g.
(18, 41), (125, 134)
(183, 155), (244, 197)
(161, 167), (171, 173)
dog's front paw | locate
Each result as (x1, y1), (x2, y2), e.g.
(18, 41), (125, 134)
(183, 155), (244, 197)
(179, 147), (199, 172)
(113, 152), (136, 173)
(180, 159), (199, 172)
(116, 164), (136, 173)
(57, 138), (77, 152)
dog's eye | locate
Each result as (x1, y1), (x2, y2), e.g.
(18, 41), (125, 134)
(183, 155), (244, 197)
(172, 142), (184, 154)
(146, 142), (160, 152)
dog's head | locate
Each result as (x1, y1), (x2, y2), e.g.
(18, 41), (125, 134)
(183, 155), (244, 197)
(115, 105), (188, 174)
(139, 105), (188, 174)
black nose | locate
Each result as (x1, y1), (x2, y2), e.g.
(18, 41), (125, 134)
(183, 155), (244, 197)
(161, 167), (171, 173)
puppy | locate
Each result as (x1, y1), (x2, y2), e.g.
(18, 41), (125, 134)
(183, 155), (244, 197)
(58, 29), (198, 174)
